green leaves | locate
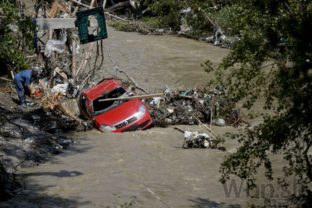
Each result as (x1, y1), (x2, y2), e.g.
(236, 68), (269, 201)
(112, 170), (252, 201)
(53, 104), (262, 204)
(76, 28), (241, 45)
(0, 0), (35, 70)
(215, 0), (312, 205)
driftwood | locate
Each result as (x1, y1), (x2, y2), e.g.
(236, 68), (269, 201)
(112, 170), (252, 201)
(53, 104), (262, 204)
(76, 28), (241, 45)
(104, 11), (129, 21)
(99, 93), (163, 102)
(103, 0), (108, 9)
(195, 117), (218, 139)
(48, 0), (71, 18)
(0, 77), (12, 82)
(71, 40), (77, 82)
(68, 0), (129, 21)
(115, 67), (149, 94)
(174, 126), (186, 133)
(108, 1), (130, 13)
(41, 92), (82, 123)
(41, 92), (64, 110)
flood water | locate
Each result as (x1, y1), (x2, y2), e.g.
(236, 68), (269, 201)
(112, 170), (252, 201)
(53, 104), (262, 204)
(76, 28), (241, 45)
(1, 27), (267, 208)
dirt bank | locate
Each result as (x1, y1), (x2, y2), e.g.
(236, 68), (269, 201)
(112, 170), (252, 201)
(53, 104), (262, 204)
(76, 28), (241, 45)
(0, 91), (79, 199)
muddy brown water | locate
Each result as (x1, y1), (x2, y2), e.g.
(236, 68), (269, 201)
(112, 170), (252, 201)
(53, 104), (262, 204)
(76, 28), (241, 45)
(1, 27), (268, 208)
(97, 27), (229, 91)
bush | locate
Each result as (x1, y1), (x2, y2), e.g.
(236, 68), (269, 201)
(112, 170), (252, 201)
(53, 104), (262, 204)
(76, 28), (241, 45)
(0, 0), (35, 71)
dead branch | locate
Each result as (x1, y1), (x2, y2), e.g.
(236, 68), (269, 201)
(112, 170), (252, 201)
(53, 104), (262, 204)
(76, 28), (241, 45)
(71, 39), (77, 82)
(195, 117), (218, 139)
(174, 126), (185, 133)
(0, 77), (12, 82)
(104, 11), (129, 21)
(103, 0), (108, 9)
(115, 67), (149, 94)
(107, 1), (130, 13)
(75, 43), (94, 79)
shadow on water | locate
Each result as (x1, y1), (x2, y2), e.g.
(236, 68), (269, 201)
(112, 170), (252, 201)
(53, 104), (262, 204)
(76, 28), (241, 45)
(0, 168), (90, 207)
(21, 170), (83, 178)
(0, 134), (93, 207)
(0, 185), (91, 208)
(63, 144), (92, 155)
(189, 197), (241, 208)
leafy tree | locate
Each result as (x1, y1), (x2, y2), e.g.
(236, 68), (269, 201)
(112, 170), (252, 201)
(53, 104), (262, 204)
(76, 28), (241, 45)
(143, 0), (184, 30)
(142, 0), (236, 36)
(0, 0), (35, 71)
(207, 0), (312, 206)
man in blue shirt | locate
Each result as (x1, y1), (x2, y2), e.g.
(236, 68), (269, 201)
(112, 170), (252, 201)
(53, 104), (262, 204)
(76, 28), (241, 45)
(14, 68), (41, 107)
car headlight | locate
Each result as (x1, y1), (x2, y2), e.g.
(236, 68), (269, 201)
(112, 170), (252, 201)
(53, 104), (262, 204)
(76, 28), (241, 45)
(134, 104), (146, 119)
(99, 124), (116, 132)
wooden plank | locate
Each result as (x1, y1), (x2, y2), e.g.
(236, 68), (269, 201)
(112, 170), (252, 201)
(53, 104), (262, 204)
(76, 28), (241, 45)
(99, 93), (164, 102)
(68, 0), (93, 9)
(35, 18), (99, 30)
(71, 40), (77, 81)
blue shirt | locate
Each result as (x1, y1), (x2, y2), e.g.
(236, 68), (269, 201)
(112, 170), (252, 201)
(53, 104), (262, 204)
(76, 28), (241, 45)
(15, 70), (32, 86)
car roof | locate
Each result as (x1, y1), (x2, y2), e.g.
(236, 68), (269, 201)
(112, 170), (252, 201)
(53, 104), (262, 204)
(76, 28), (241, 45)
(82, 79), (123, 100)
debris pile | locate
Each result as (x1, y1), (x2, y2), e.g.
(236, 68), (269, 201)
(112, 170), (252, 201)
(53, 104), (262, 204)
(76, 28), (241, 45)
(148, 86), (243, 128)
(6, 0), (109, 131)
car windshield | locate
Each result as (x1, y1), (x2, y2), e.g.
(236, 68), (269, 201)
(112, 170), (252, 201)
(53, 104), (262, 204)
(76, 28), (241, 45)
(92, 87), (126, 116)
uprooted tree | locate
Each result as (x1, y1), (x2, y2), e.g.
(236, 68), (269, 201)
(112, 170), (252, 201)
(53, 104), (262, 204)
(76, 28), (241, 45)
(205, 0), (312, 206)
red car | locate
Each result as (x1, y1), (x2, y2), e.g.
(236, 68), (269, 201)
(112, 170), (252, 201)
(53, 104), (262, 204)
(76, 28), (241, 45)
(79, 79), (153, 132)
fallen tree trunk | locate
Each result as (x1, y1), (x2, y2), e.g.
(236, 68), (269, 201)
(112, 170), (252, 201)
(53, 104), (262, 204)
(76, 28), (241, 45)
(99, 93), (163, 102)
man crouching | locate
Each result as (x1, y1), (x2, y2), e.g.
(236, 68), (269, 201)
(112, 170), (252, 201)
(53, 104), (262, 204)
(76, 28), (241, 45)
(14, 67), (42, 107)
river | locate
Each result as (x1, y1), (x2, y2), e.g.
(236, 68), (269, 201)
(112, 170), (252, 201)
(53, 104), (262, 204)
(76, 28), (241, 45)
(1, 26), (258, 208)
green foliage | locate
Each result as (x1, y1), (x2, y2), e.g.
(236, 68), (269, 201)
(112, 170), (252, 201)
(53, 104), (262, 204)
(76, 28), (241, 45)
(141, 17), (162, 28)
(0, 0), (35, 71)
(142, 0), (234, 36)
(214, 0), (312, 205)
(143, 0), (184, 30)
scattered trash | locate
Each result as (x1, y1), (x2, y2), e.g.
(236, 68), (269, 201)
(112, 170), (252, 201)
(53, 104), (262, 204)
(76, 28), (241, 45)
(174, 127), (225, 150)
(51, 83), (69, 94)
(44, 31), (67, 57)
(183, 130), (211, 149)
(214, 118), (225, 126)
(148, 86), (244, 128)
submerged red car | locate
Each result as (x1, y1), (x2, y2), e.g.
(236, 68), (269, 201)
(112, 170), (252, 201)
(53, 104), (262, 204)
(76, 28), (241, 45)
(79, 79), (153, 132)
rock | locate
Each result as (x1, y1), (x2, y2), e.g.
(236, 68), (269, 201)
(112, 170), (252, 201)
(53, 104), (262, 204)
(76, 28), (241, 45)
(11, 119), (40, 134)
(0, 123), (23, 138)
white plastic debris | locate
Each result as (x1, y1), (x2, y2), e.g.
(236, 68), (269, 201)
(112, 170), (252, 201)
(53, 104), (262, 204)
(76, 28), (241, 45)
(24, 138), (34, 144)
(184, 130), (194, 140)
(44, 31), (67, 57)
(167, 108), (174, 114)
(215, 118), (225, 126)
(8, 24), (18, 32)
(51, 83), (69, 94)
(180, 7), (192, 14)
(204, 140), (209, 148)
(150, 97), (162, 105)
(164, 85), (172, 96)
(183, 131), (211, 149)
